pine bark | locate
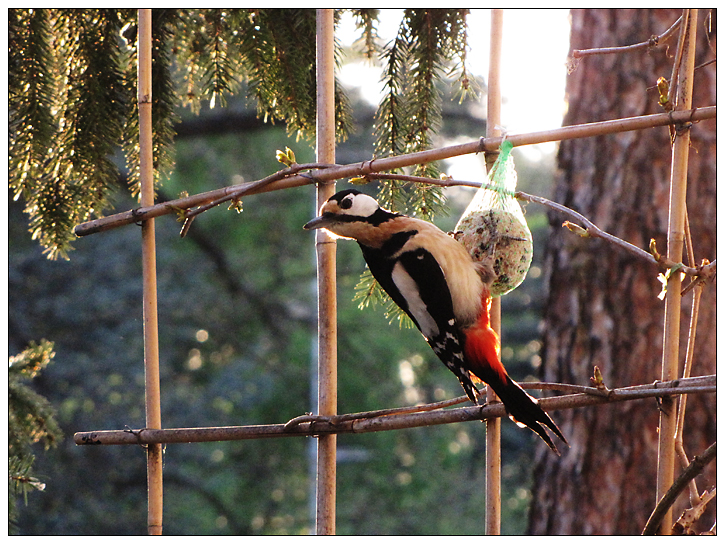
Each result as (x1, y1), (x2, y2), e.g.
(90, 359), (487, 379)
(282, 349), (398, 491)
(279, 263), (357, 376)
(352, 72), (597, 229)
(528, 9), (716, 535)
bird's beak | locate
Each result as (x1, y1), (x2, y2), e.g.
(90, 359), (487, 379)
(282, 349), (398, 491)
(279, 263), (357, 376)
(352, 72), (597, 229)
(303, 214), (333, 230)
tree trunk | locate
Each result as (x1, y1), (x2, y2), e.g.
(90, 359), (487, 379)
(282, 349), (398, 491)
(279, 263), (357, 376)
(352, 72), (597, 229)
(528, 9), (716, 535)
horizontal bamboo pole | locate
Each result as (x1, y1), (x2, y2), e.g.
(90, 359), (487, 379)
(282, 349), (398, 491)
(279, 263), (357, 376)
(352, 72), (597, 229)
(74, 375), (715, 446)
(74, 106), (715, 237)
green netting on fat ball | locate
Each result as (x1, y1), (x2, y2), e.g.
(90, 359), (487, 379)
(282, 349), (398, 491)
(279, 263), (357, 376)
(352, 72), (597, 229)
(454, 140), (533, 296)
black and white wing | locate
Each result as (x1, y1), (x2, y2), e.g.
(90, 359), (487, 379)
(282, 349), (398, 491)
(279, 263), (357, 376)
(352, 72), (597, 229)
(360, 242), (480, 402)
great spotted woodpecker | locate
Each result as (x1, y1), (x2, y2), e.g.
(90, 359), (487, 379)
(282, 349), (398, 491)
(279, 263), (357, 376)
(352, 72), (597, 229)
(304, 188), (567, 453)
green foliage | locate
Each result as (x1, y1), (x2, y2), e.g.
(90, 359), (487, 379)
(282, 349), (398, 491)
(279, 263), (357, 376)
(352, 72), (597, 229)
(9, 8), (473, 259)
(353, 268), (415, 330)
(8, 9), (554, 535)
(122, 9), (179, 198)
(9, 340), (61, 458)
(350, 9), (381, 61)
(8, 340), (62, 531)
(172, 9), (244, 113)
(8, 8), (356, 259)
(373, 9), (474, 220)
(9, 9), (131, 259)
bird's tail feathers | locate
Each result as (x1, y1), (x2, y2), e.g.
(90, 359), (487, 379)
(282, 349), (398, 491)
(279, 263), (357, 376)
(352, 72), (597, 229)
(489, 375), (568, 455)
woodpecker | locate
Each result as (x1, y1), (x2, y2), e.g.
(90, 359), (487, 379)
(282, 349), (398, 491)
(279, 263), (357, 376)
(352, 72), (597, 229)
(304, 188), (567, 453)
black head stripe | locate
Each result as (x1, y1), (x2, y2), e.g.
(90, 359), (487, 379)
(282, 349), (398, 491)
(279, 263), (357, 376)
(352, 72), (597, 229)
(330, 188), (362, 203)
(332, 207), (400, 226)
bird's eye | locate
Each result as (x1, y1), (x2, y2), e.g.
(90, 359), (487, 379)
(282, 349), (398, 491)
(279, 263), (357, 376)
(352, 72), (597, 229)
(340, 196), (353, 210)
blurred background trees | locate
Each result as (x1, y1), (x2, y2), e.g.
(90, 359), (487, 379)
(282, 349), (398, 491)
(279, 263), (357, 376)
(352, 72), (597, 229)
(9, 8), (714, 536)
(9, 9), (554, 534)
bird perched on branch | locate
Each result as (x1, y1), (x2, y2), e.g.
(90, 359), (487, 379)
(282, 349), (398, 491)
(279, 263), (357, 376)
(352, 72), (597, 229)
(304, 188), (567, 454)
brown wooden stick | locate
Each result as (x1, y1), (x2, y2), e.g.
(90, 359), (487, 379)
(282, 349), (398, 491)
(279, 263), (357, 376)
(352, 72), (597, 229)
(73, 106), (715, 237)
(360, 171), (716, 282)
(137, 9), (163, 536)
(74, 375), (714, 446)
(571, 14), (682, 60)
(657, 10), (698, 533)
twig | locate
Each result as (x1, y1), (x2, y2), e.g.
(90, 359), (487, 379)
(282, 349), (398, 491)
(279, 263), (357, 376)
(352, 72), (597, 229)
(360, 172), (715, 282)
(284, 393), (472, 430)
(72, 106), (716, 237)
(675, 281), (704, 505)
(179, 162), (336, 237)
(642, 442), (717, 535)
(74, 375), (715, 446)
(672, 487), (717, 535)
(571, 14), (682, 60)
(667, 10), (690, 110)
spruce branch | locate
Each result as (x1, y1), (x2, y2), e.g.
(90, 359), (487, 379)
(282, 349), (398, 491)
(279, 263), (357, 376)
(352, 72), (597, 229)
(8, 340), (61, 529)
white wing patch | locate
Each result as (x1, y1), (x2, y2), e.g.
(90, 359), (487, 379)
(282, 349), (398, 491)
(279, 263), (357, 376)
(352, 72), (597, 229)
(391, 261), (439, 340)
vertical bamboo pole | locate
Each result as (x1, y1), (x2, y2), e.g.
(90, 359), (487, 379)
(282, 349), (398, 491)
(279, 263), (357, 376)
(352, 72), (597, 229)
(314, 8), (337, 536)
(138, 9), (163, 536)
(656, 8), (697, 536)
(484, 8), (503, 536)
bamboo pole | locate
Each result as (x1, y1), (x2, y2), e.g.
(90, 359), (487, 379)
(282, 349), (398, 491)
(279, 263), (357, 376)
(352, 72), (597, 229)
(485, 9), (503, 536)
(72, 106), (715, 238)
(656, 9), (697, 535)
(73, 375), (715, 446)
(313, 9), (337, 536)
(137, 9), (163, 536)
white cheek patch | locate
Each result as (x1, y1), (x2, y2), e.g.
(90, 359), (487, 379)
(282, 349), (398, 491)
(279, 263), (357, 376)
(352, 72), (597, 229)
(391, 262), (439, 340)
(345, 193), (380, 218)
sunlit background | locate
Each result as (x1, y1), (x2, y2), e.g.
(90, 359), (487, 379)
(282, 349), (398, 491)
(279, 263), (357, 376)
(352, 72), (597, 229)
(338, 9), (572, 177)
(10, 9), (578, 535)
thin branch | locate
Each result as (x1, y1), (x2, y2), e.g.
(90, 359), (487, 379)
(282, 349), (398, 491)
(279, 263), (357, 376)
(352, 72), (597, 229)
(571, 14), (682, 60)
(667, 10), (690, 110)
(72, 106), (716, 237)
(361, 171), (716, 282)
(515, 192), (709, 280)
(74, 375), (715, 446)
(642, 442), (717, 535)
(672, 487), (717, 535)
(179, 162), (335, 237)
(675, 281), (704, 505)
(284, 393), (472, 429)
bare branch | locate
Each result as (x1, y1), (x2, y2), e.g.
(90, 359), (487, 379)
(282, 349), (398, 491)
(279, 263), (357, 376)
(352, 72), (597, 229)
(73, 106), (716, 237)
(571, 14), (682, 60)
(642, 441), (717, 535)
(74, 375), (715, 447)
(362, 171), (716, 281)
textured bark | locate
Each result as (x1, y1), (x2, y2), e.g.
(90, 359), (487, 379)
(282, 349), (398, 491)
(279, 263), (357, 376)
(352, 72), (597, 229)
(528, 9), (716, 535)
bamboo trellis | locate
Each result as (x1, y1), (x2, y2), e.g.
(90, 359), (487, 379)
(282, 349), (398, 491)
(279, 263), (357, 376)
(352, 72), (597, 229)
(313, 9), (338, 535)
(72, 9), (716, 536)
(485, 9), (503, 536)
(137, 9), (163, 536)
